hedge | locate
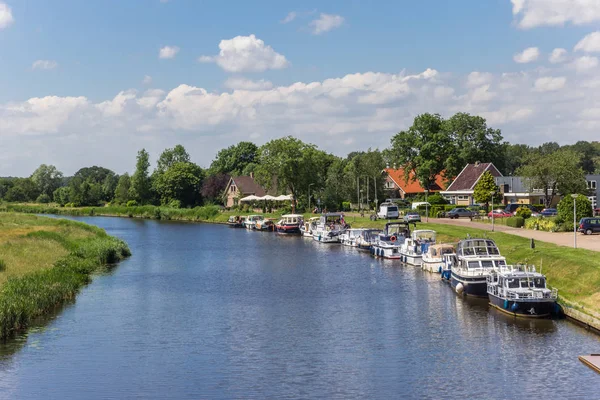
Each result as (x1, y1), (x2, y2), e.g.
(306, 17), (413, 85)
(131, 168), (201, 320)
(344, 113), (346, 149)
(506, 216), (525, 228)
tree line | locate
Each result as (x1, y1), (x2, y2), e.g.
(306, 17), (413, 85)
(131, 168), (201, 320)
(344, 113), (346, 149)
(1, 112), (599, 210)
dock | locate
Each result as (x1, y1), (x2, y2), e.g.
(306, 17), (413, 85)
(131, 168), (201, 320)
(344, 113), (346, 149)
(579, 354), (600, 374)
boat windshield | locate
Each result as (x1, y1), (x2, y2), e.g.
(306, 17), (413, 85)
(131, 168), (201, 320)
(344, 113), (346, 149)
(467, 261), (480, 269)
(507, 278), (520, 288)
(481, 260), (494, 269)
(458, 239), (501, 257)
(520, 277), (546, 288)
(495, 260), (506, 267)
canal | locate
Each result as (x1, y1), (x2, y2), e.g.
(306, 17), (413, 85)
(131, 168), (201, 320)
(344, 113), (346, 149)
(0, 216), (599, 399)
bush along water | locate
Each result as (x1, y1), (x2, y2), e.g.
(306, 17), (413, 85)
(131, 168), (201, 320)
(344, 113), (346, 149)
(0, 226), (130, 341)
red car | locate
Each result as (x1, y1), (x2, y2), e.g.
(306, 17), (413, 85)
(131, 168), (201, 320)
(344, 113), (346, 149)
(488, 209), (511, 218)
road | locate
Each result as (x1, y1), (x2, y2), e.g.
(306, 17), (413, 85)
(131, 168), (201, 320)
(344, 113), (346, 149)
(427, 217), (599, 252)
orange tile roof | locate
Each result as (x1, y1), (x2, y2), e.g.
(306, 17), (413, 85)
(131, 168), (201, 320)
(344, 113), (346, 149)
(384, 168), (446, 193)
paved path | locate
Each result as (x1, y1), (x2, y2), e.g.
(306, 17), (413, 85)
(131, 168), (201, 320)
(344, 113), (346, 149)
(428, 218), (600, 252)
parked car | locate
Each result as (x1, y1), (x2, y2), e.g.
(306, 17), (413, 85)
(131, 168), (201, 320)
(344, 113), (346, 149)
(377, 202), (399, 219)
(404, 212), (421, 223)
(578, 217), (600, 235)
(504, 203), (539, 215)
(447, 208), (475, 219)
(488, 209), (511, 218)
(541, 208), (558, 217)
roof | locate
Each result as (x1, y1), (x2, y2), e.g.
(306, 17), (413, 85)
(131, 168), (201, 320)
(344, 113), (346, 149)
(445, 163), (502, 192)
(229, 176), (267, 197)
(384, 168), (445, 193)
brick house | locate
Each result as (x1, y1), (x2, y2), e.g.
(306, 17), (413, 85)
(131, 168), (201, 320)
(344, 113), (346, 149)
(222, 174), (268, 208)
(441, 162), (503, 205)
(383, 168), (446, 199)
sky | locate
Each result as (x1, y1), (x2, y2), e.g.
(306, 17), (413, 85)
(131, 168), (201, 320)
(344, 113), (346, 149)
(2, 0), (600, 176)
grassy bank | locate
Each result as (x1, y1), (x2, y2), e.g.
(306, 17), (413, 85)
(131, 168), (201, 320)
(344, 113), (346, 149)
(0, 213), (130, 340)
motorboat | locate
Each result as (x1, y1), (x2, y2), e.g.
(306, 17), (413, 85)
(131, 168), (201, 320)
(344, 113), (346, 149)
(340, 228), (366, 247)
(440, 253), (456, 281)
(355, 229), (382, 251)
(227, 215), (245, 228)
(422, 243), (456, 273)
(398, 229), (437, 266)
(301, 217), (320, 238)
(370, 222), (411, 259)
(243, 215), (264, 230)
(255, 218), (276, 232)
(450, 238), (507, 297)
(276, 214), (303, 234)
(487, 265), (557, 318)
(313, 213), (348, 243)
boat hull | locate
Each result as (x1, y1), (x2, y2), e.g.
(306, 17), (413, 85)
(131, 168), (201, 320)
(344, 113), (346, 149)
(400, 253), (422, 266)
(313, 232), (341, 243)
(371, 245), (402, 259)
(451, 273), (488, 297)
(488, 294), (555, 318)
(422, 260), (443, 273)
(276, 225), (301, 234)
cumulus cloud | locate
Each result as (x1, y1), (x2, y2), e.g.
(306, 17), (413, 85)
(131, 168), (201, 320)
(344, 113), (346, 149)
(575, 31), (600, 53)
(533, 76), (566, 92)
(511, 0), (600, 29)
(570, 56), (599, 72)
(548, 48), (567, 64)
(310, 13), (344, 35)
(4, 62), (600, 176)
(0, 2), (13, 29)
(198, 34), (289, 73)
(281, 12), (296, 24)
(31, 60), (58, 70)
(159, 46), (179, 59)
(513, 47), (540, 63)
(224, 77), (273, 90)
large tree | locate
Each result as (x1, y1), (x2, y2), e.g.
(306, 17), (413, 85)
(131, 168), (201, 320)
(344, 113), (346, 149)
(209, 141), (259, 176)
(473, 171), (501, 210)
(129, 149), (152, 204)
(154, 162), (204, 207)
(503, 144), (532, 175)
(30, 164), (63, 197)
(254, 136), (333, 212)
(201, 173), (230, 204)
(113, 173), (131, 204)
(517, 149), (587, 206)
(155, 144), (190, 175)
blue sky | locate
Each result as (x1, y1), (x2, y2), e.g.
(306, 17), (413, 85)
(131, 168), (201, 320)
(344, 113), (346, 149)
(1, 0), (600, 175)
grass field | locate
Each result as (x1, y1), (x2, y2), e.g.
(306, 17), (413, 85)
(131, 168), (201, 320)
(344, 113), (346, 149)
(0, 213), (130, 340)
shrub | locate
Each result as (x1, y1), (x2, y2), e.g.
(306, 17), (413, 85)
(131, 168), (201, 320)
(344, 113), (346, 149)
(444, 205), (458, 211)
(168, 199), (181, 208)
(36, 193), (51, 204)
(506, 216), (524, 228)
(341, 201), (351, 211)
(515, 207), (532, 219)
(126, 200), (138, 207)
(557, 194), (592, 224)
(524, 217), (557, 232)
(427, 193), (448, 205)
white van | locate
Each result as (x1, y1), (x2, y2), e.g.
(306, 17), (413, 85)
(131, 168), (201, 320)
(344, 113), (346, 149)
(377, 202), (399, 219)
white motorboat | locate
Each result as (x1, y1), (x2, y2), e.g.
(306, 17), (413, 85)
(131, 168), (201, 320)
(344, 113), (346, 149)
(313, 213), (348, 243)
(301, 217), (320, 238)
(340, 228), (365, 247)
(399, 229), (437, 266)
(243, 215), (264, 230)
(422, 243), (455, 273)
(355, 229), (382, 251)
(371, 222), (411, 259)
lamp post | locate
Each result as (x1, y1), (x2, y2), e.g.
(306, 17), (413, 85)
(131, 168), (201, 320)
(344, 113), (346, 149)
(308, 183), (315, 213)
(490, 190), (496, 232)
(571, 194), (578, 249)
(424, 189), (429, 223)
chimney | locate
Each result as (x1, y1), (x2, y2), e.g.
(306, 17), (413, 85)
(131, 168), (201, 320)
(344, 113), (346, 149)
(474, 161), (480, 166)
(250, 172), (254, 179)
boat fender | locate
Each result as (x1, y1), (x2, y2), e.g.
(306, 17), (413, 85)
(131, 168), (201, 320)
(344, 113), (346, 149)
(511, 302), (519, 312)
(503, 300), (509, 309)
(438, 266), (442, 274)
(390, 235), (397, 242)
(456, 283), (464, 294)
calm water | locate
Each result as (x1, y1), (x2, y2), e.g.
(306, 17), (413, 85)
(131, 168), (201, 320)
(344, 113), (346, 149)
(0, 216), (599, 399)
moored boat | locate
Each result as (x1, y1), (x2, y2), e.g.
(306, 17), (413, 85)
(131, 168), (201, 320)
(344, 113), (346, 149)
(313, 213), (348, 243)
(370, 222), (410, 259)
(227, 215), (245, 228)
(422, 243), (455, 273)
(450, 238), (507, 297)
(255, 218), (276, 231)
(340, 228), (365, 247)
(355, 229), (382, 251)
(276, 214), (303, 234)
(487, 265), (558, 318)
(301, 217), (320, 237)
(243, 215), (264, 230)
(399, 229), (437, 266)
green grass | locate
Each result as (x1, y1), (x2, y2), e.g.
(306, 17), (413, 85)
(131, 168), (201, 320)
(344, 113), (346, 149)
(0, 213), (130, 340)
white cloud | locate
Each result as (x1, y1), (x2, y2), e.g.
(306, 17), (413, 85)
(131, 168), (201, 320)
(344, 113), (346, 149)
(142, 75), (152, 85)
(198, 34), (289, 73)
(4, 62), (600, 176)
(159, 46), (179, 59)
(511, 0), (600, 29)
(281, 12), (296, 24)
(466, 71), (493, 87)
(549, 48), (567, 63)
(224, 77), (273, 90)
(533, 76), (566, 92)
(570, 56), (599, 72)
(310, 13), (344, 35)
(574, 31), (600, 53)
(31, 60), (58, 70)
(513, 47), (540, 63)
(0, 2), (13, 29)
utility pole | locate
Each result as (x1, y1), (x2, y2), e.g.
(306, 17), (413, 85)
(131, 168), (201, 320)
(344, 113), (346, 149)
(366, 176), (369, 211)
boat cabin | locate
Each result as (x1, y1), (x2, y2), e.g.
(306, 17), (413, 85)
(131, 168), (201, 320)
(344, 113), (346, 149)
(427, 244), (455, 258)
(280, 214), (303, 224)
(380, 222), (410, 241)
(488, 265), (557, 301)
(457, 239), (501, 257)
(246, 215), (264, 222)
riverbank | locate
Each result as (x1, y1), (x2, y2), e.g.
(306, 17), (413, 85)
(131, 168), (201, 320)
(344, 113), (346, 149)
(0, 213), (130, 340)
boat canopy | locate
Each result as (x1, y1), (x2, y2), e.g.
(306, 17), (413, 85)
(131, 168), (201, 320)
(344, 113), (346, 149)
(457, 238), (501, 257)
(246, 215), (264, 221)
(428, 244), (455, 257)
(412, 229), (436, 242)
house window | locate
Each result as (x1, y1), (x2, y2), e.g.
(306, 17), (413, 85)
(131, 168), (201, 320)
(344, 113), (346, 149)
(385, 181), (395, 189)
(588, 180), (597, 190)
(230, 185), (236, 192)
(457, 195), (469, 200)
(589, 195), (597, 209)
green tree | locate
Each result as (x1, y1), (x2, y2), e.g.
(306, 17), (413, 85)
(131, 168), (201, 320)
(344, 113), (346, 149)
(53, 186), (71, 206)
(3, 178), (38, 202)
(155, 144), (190, 175)
(209, 141), (258, 175)
(473, 171), (501, 210)
(386, 113), (451, 190)
(30, 164), (64, 197)
(518, 149), (587, 206)
(129, 149), (152, 204)
(153, 162), (204, 207)
(557, 194), (593, 225)
(113, 173), (131, 204)
(503, 144), (532, 175)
